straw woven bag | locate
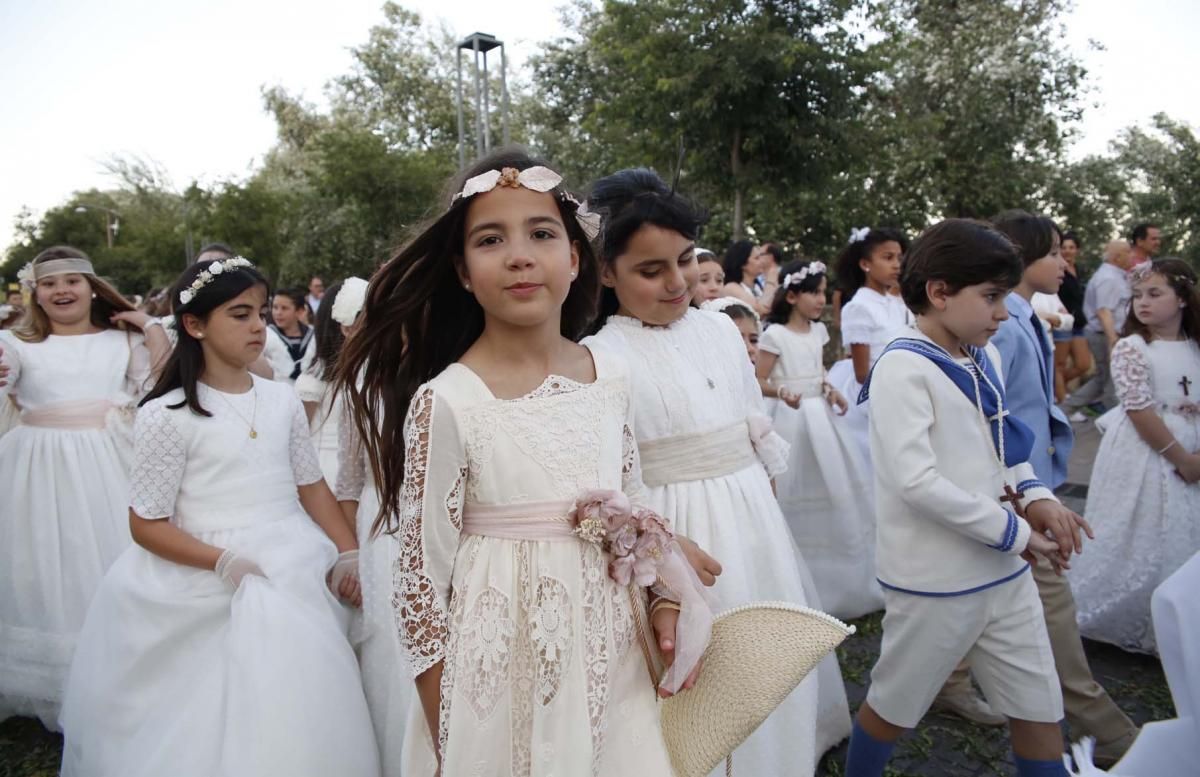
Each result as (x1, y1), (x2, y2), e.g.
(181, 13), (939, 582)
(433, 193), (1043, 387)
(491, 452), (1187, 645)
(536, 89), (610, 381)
(650, 600), (855, 777)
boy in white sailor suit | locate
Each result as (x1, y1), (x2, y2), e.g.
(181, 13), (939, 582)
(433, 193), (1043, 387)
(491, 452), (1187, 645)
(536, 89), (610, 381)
(844, 219), (1089, 777)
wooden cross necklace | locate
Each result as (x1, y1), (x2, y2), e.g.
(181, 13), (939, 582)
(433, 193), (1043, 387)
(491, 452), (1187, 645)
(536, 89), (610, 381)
(1181, 375), (1192, 397)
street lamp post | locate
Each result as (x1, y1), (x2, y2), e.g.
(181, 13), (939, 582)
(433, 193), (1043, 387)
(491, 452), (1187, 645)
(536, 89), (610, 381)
(74, 204), (121, 249)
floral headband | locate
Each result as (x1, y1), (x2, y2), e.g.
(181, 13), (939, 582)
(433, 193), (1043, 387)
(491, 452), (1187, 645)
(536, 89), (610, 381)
(1130, 262), (1196, 288)
(701, 296), (761, 324)
(451, 165), (600, 239)
(179, 256), (254, 305)
(17, 257), (96, 290)
(782, 262), (826, 288)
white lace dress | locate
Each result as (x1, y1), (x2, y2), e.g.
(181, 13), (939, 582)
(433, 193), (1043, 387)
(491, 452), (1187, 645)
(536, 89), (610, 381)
(396, 349), (675, 777)
(1073, 335), (1200, 654)
(336, 407), (410, 776)
(587, 310), (851, 776)
(59, 377), (380, 777)
(828, 288), (913, 478)
(760, 323), (883, 620)
(0, 329), (149, 728)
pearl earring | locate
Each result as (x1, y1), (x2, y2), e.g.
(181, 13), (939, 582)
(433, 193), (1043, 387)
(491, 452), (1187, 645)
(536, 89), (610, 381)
(570, 271), (577, 279)
(464, 283), (472, 291)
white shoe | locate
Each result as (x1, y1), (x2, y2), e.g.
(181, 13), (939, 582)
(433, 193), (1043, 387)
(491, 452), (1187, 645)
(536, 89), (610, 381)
(1069, 411), (1088, 423)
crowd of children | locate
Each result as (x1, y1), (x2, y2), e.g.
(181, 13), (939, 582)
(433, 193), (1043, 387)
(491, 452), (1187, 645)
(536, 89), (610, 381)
(0, 150), (1196, 777)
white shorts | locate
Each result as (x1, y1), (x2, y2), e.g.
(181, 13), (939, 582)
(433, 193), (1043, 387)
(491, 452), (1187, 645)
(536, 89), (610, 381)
(866, 569), (1064, 728)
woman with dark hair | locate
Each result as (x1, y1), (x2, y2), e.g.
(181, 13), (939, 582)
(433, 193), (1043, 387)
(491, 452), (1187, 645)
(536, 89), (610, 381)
(586, 167), (851, 775)
(1052, 231), (1092, 400)
(0, 245), (168, 728)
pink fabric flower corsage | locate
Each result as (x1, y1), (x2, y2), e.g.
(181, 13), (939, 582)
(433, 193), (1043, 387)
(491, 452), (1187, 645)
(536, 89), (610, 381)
(570, 489), (715, 693)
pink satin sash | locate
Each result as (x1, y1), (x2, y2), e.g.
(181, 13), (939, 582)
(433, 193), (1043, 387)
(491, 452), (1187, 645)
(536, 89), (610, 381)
(461, 500), (577, 541)
(20, 399), (114, 429)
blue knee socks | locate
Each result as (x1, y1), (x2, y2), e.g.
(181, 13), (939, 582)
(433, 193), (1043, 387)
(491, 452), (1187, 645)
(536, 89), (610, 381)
(1014, 754), (1068, 776)
(845, 719), (896, 777)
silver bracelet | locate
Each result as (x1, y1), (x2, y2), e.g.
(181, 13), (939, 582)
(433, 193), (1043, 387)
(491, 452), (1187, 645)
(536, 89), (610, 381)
(1158, 439), (1179, 455)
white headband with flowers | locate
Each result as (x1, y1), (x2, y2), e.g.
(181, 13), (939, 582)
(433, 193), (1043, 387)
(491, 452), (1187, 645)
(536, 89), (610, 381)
(17, 257), (96, 290)
(781, 262), (826, 288)
(701, 296), (761, 323)
(179, 256), (254, 305)
(451, 165), (600, 239)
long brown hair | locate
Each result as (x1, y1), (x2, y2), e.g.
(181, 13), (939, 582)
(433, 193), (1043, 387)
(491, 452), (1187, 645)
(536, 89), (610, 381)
(1123, 258), (1200, 342)
(11, 246), (135, 343)
(335, 148), (599, 537)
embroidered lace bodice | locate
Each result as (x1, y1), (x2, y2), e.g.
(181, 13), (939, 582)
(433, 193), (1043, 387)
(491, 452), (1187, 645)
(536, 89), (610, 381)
(1112, 335), (1200, 415)
(392, 349), (653, 775)
(586, 308), (788, 476)
(129, 377), (323, 533)
(0, 329), (151, 410)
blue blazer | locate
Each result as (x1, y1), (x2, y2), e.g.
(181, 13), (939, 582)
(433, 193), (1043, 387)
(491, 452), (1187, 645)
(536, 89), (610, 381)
(991, 293), (1074, 489)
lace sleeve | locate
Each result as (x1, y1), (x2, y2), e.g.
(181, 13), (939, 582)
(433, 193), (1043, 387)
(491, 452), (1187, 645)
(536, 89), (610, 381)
(393, 384), (467, 677)
(334, 400), (367, 502)
(734, 325), (790, 476)
(294, 372), (326, 405)
(288, 395), (325, 485)
(129, 402), (187, 520)
(1112, 337), (1154, 411)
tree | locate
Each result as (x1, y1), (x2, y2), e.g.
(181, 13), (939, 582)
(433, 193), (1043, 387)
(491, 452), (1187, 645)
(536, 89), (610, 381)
(864, 0), (1089, 220)
(529, 0), (870, 244)
(1112, 113), (1200, 262)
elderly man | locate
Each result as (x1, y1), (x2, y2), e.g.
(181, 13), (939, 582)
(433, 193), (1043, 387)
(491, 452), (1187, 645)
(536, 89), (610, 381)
(1064, 239), (1133, 420)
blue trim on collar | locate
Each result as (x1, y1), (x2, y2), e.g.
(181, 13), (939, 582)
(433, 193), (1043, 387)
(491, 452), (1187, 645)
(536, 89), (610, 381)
(878, 564), (1031, 597)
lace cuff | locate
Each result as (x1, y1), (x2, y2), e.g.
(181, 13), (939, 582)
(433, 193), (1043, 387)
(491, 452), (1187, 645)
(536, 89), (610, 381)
(129, 402), (186, 519)
(748, 412), (789, 478)
(289, 396), (325, 485)
(1112, 337), (1154, 411)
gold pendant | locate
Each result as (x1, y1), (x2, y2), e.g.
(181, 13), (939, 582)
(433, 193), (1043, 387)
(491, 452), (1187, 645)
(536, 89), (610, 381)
(250, 429), (258, 439)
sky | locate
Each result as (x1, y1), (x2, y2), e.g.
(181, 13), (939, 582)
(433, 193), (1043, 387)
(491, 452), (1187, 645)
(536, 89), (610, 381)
(1, 0), (1197, 255)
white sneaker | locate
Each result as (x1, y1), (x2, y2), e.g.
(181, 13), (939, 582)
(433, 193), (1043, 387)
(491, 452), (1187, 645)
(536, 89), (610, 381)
(1069, 411), (1088, 423)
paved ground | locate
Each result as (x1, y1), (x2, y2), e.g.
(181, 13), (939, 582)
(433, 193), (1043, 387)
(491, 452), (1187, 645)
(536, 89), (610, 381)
(0, 419), (1173, 776)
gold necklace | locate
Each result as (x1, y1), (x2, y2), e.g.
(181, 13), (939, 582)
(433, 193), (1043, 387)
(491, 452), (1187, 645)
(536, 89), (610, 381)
(213, 383), (259, 439)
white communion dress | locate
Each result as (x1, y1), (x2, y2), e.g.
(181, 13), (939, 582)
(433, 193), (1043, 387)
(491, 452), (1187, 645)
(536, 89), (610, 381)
(0, 328), (149, 728)
(59, 376), (380, 777)
(828, 287), (913, 478)
(295, 363), (342, 484)
(336, 407), (411, 776)
(587, 310), (852, 776)
(1073, 334), (1200, 654)
(759, 322), (883, 619)
(397, 347), (676, 777)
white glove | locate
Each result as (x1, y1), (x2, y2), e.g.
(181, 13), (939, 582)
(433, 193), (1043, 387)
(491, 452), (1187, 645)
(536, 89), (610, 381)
(329, 549), (360, 602)
(215, 549), (266, 588)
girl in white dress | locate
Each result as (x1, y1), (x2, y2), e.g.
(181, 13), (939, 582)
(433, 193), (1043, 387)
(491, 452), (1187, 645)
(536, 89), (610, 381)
(295, 277), (369, 483)
(0, 246), (168, 729)
(828, 228), (912, 475)
(336, 151), (713, 777)
(1073, 259), (1200, 654)
(756, 260), (883, 619)
(585, 168), (851, 775)
(59, 256), (378, 777)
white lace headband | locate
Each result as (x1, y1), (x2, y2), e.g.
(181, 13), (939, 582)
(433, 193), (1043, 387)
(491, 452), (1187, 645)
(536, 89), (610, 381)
(179, 256), (255, 305)
(17, 257), (96, 289)
(451, 165), (600, 239)
(701, 296), (761, 323)
(781, 262), (826, 288)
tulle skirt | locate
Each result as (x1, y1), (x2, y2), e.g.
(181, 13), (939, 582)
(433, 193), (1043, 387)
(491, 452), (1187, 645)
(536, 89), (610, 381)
(768, 395), (883, 619)
(647, 461), (853, 776)
(59, 510), (380, 777)
(0, 422), (133, 728)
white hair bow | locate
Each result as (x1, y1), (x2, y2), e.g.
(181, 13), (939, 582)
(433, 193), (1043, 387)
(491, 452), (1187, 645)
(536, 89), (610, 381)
(849, 227), (871, 244)
(331, 276), (369, 327)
